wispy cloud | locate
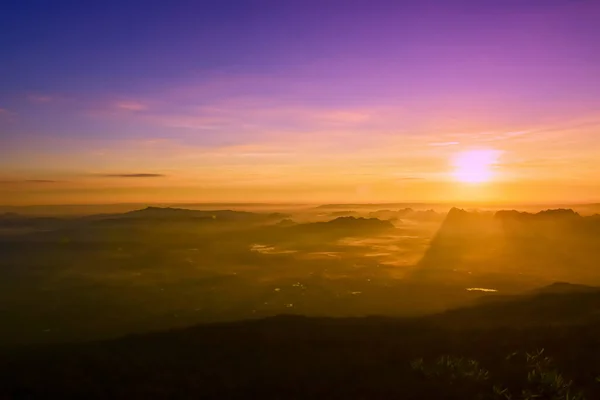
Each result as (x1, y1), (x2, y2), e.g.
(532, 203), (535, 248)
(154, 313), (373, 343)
(497, 158), (572, 170)
(28, 94), (53, 103)
(115, 101), (148, 112)
(146, 104), (377, 131)
(99, 173), (166, 178)
(0, 108), (18, 124)
(472, 130), (533, 143)
(429, 141), (460, 147)
(0, 179), (58, 184)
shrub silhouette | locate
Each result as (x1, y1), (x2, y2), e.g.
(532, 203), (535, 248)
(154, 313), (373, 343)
(412, 349), (588, 399)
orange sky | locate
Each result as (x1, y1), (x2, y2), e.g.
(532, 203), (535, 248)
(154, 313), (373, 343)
(2, 1), (600, 205)
(3, 115), (600, 205)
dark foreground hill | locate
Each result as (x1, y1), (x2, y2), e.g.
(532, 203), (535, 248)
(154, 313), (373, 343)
(2, 283), (600, 399)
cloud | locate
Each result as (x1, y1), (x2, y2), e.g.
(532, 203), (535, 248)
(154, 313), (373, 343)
(99, 173), (166, 178)
(0, 108), (18, 123)
(429, 141), (460, 147)
(502, 131), (530, 138)
(0, 179), (58, 184)
(28, 94), (53, 103)
(475, 130), (532, 143)
(496, 158), (569, 170)
(115, 101), (147, 112)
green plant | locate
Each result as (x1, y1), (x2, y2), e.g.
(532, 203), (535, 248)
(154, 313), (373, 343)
(411, 355), (490, 383)
(411, 349), (588, 400)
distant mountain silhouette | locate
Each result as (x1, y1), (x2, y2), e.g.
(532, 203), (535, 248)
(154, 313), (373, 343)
(412, 208), (498, 279)
(368, 209), (398, 219)
(281, 217), (394, 240)
(0, 212), (20, 219)
(122, 206), (288, 221)
(314, 203), (431, 210)
(0, 213), (65, 230)
(297, 216), (393, 230)
(495, 208), (581, 222)
(328, 210), (360, 217)
(366, 208), (442, 221)
(414, 208), (600, 285)
(327, 216), (393, 227)
(275, 218), (297, 226)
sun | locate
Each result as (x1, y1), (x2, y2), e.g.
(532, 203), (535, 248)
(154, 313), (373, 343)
(452, 149), (501, 184)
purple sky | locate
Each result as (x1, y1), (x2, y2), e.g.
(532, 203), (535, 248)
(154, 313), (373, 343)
(1, 0), (599, 204)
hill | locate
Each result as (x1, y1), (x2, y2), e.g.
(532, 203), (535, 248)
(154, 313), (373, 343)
(413, 208), (600, 286)
(2, 283), (600, 399)
(431, 282), (600, 328)
(121, 207), (288, 221)
(286, 216), (394, 236)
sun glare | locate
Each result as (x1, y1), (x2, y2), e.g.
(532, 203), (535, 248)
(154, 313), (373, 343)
(452, 149), (500, 184)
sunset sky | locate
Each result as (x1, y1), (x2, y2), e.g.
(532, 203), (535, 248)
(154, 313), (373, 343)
(1, 0), (599, 205)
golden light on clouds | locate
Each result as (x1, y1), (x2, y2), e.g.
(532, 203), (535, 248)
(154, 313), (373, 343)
(452, 149), (502, 184)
